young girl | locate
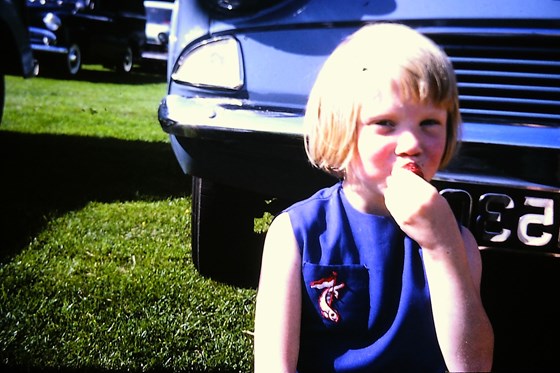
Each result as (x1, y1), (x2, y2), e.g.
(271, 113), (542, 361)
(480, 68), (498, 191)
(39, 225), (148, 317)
(254, 23), (494, 372)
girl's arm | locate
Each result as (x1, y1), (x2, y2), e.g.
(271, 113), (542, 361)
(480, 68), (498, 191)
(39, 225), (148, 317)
(422, 219), (494, 372)
(385, 170), (494, 372)
(254, 212), (302, 373)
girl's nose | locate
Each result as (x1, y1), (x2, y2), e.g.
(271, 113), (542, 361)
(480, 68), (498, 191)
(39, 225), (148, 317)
(395, 130), (421, 156)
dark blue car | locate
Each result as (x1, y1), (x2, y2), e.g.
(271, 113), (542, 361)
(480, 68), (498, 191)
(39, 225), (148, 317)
(159, 1), (560, 369)
(27, 0), (146, 76)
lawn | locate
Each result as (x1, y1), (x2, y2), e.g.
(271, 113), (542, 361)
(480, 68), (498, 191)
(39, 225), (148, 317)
(0, 67), (256, 372)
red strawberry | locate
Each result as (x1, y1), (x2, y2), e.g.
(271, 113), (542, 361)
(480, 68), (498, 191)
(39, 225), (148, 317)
(403, 162), (425, 179)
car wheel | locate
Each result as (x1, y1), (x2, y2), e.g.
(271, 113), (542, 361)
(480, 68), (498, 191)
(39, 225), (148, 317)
(116, 46), (133, 74)
(191, 176), (267, 288)
(64, 44), (82, 76)
(0, 74), (5, 125)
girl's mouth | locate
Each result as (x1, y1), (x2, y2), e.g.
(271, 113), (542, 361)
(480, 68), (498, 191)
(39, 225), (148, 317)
(403, 162), (425, 179)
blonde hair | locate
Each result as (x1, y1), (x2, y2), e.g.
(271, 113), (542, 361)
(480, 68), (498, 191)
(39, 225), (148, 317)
(304, 23), (461, 177)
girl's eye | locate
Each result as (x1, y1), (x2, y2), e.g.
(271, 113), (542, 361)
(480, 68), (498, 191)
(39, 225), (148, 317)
(420, 118), (443, 127)
(375, 120), (395, 128)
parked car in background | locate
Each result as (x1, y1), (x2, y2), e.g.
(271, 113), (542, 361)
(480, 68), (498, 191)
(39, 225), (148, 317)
(26, 0), (146, 76)
(0, 0), (35, 124)
(158, 0), (560, 370)
(141, 0), (173, 72)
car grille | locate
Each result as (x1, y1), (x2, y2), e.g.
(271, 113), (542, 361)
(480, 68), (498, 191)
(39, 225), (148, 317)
(430, 32), (560, 127)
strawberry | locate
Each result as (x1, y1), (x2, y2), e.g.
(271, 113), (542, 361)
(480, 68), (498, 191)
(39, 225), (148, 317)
(403, 162), (425, 179)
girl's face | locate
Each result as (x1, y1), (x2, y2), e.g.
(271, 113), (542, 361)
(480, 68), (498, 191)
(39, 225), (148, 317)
(345, 81), (448, 213)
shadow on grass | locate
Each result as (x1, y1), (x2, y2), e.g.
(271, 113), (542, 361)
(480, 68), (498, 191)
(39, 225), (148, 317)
(0, 130), (190, 262)
(38, 65), (167, 85)
(0, 131), (255, 373)
(75, 67), (167, 85)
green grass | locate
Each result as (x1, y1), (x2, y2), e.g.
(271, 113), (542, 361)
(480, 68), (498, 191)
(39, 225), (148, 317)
(0, 68), (257, 372)
(2, 65), (168, 142)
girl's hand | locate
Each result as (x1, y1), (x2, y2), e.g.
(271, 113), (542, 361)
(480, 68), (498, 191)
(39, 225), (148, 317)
(385, 166), (458, 250)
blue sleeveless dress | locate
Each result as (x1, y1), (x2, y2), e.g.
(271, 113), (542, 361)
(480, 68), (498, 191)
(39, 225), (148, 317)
(285, 182), (446, 372)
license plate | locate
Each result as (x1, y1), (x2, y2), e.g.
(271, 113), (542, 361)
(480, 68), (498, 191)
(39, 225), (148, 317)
(433, 177), (560, 254)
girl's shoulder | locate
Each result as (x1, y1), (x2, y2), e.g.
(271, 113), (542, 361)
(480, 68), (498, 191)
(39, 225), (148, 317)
(285, 182), (341, 214)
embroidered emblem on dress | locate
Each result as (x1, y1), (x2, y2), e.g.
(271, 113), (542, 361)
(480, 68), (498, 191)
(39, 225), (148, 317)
(310, 271), (346, 323)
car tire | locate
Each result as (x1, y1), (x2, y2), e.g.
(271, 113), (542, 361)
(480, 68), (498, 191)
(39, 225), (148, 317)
(191, 176), (267, 288)
(116, 46), (133, 74)
(64, 43), (82, 76)
(39, 44), (81, 77)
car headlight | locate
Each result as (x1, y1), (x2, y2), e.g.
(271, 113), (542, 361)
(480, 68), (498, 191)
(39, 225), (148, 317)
(171, 36), (244, 91)
(43, 13), (61, 32)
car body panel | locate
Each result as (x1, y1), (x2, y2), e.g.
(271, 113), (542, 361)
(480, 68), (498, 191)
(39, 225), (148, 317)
(207, 0), (560, 32)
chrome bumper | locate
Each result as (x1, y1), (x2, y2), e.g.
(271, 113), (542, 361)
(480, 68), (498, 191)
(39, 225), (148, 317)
(31, 44), (68, 54)
(29, 27), (67, 55)
(159, 94), (305, 141)
(159, 94), (560, 151)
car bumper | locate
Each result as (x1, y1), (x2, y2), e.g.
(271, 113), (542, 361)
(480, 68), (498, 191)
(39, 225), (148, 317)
(160, 94), (560, 149)
(29, 27), (67, 55)
(158, 94), (334, 199)
(159, 92), (559, 180)
(141, 51), (168, 62)
(141, 42), (168, 62)
(159, 94), (560, 176)
(159, 94), (304, 139)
